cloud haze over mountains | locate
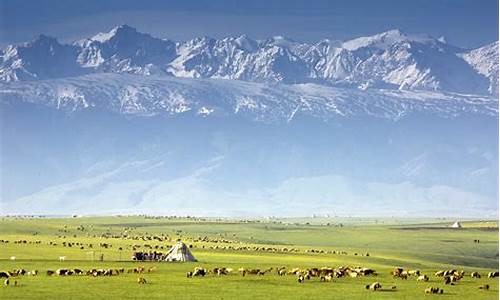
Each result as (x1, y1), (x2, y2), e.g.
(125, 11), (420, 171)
(0, 26), (498, 217)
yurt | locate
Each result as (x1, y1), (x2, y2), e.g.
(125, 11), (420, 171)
(164, 241), (197, 262)
(450, 221), (462, 228)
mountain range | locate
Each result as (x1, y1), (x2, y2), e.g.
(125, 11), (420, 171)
(1, 24), (498, 95)
(0, 25), (498, 217)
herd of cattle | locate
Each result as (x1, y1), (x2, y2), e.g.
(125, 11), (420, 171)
(184, 265), (498, 294)
(0, 263), (498, 295)
(0, 265), (159, 286)
(0, 218), (369, 258)
(1, 265), (157, 279)
(0, 221), (498, 296)
(1, 237), (359, 258)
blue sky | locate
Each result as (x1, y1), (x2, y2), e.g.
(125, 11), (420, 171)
(0, 0), (498, 48)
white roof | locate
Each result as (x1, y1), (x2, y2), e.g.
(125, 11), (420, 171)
(164, 241), (197, 262)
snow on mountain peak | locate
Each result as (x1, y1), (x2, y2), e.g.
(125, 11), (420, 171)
(461, 41), (499, 94)
(342, 29), (435, 51)
(91, 24), (139, 43)
(0, 26), (498, 95)
(233, 34), (258, 52)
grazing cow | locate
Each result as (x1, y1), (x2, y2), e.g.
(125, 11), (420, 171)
(443, 270), (452, 276)
(192, 267), (207, 277)
(131, 266), (145, 274)
(12, 269), (26, 276)
(59, 256), (66, 262)
(471, 272), (481, 278)
(217, 268), (229, 276)
(479, 284), (490, 290)
(391, 268), (408, 279)
(435, 270), (445, 277)
(391, 268), (403, 277)
(297, 275), (305, 283)
(408, 270), (420, 276)
(46, 270), (55, 276)
(211, 267), (229, 276)
(137, 277), (147, 284)
(488, 272), (499, 278)
(56, 269), (68, 276)
(289, 268), (301, 275)
(358, 268), (376, 276)
(73, 269), (84, 275)
(425, 287), (443, 294)
(242, 269), (261, 276)
(417, 275), (429, 282)
(365, 282), (382, 291)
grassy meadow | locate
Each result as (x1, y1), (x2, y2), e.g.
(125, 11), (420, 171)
(0, 216), (498, 299)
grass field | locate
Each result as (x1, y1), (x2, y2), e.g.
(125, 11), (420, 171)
(0, 216), (498, 299)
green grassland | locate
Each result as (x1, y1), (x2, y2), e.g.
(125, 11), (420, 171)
(0, 216), (498, 299)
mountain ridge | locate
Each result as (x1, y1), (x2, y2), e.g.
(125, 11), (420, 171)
(1, 25), (498, 95)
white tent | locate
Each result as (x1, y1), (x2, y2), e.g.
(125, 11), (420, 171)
(164, 241), (197, 262)
(450, 221), (462, 228)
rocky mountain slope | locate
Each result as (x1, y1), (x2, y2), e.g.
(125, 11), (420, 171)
(1, 25), (498, 95)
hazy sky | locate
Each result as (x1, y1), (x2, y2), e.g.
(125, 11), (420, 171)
(0, 0), (498, 48)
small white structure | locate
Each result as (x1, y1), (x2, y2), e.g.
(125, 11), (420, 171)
(450, 221), (462, 228)
(164, 241), (197, 262)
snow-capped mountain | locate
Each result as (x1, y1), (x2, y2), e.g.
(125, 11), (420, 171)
(1, 25), (498, 95)
(0, 35), (84, 81)
(0, 26), (498, 217)
(76, 24), (177, 75)
(460, 41), (499, 95)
